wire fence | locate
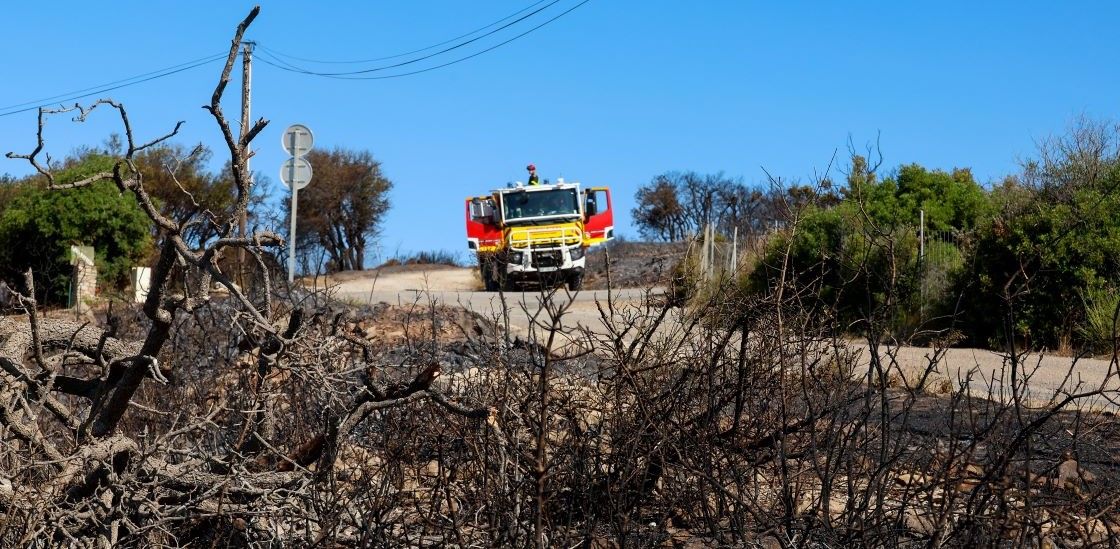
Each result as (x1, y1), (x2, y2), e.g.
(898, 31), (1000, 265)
(693, 225), (766, 282)
(919, 229), (965, 309)
(690, 220), (970, 312)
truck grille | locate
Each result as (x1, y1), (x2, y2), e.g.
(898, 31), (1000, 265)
(532, 251), (562, 268)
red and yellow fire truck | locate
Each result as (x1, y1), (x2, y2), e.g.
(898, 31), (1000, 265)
(465, 179), (613, 291)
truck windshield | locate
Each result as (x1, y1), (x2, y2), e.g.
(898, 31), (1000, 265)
(502, 188), (579, 222)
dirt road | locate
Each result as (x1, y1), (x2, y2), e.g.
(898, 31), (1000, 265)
(320, 265), (652, 337)
(849, 343), (1118, 408)
(313, 265), (1119, 405)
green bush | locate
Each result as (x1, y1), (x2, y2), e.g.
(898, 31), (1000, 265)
(0, 155), (151, 303)
(746, 162), (988, 337)
(953, 168), (1120, 349)
(748, 207), (922, 334)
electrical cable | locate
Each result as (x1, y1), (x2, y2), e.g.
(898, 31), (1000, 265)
(0, 51), (226, 112)
(0, 0), (592, 118)
(253, 0), (567, 77)
(256, 0), (592, 81)
(257, 0), (554, 65)
(0, 53), (229, 118)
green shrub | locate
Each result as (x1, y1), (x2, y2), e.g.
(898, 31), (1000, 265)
(952, 165), (1120, 349)
(0, 155), (151, 303)
(746, 161), (989, 339)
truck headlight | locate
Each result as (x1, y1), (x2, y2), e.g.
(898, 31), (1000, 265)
(569, 247), (585, 260)
(510, 251), (524, 264)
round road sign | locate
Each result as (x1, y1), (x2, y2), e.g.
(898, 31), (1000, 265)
(280, 157), (313, 190)
(282, 124), (314, 157)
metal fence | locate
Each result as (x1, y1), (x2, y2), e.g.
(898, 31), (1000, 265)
(691, 224), (773, 282)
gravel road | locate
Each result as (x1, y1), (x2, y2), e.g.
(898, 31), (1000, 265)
(315, 265), (1119, 407)
(322, 265), (652, 337)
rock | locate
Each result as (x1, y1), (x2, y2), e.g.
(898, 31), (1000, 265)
(1057, 459), (1080, 489)
(896, 472), (929, 486)
(590, 537), (620, 549)
(664, 527), (707, 548)
(954, 478), (981, 493)
(1057, 457), (1095, 492)
(422, 459), (442, 478)
(904, 509), (937, 535)
(1086, 517), (1109, 542)
(759, 535), (783, 549)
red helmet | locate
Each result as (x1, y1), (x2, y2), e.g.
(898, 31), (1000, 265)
(527, 164), (536, 171)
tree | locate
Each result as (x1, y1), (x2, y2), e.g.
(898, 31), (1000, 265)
(633, 170), (829, 242)
(679, 171), (731, 232)
(291, 147), (392, 272)
(0, 14), (1114, 541)
(632, 175), (686, 241)
(0, 173), (18, 211)
(633, 171), (765, 241)
(130, 142), (272, 247)
(0, 153), (151, 302)
(131, 143), (228, 243)
(837, 163), (988, 241)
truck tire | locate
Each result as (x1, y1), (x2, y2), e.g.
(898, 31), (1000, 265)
(567, 272), (584, 291)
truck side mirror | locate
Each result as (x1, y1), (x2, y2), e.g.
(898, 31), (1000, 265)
(585, 195), (597, 216)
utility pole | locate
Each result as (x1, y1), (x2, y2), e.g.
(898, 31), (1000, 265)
(238, 41), (255, 289)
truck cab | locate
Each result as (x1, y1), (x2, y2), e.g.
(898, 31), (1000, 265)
(466, 181), (613, 291)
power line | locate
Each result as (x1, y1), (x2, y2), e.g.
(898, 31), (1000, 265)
(0, 0), (593, 119)
(0, 52), (224, 112)
(255, 0), (567, 77)
(257, 0), (554, 65)
(0, 53), (228, 118)
(257, 0), (593, 81)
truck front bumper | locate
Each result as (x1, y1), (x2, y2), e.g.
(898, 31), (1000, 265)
(504, 246), (586, 274)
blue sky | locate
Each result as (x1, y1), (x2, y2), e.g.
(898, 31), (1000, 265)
(1, 1), (1117, 263)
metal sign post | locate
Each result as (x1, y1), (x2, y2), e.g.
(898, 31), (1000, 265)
(281, 124), (314, 282)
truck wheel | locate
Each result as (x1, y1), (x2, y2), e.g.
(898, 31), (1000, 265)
(567, 272), (584, 291)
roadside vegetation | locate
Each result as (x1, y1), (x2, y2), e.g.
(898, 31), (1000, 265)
(635, 118), (1120, 354)
(0, 135), (391, 305)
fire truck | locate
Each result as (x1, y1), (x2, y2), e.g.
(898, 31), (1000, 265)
(465, 179), (613, 291)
